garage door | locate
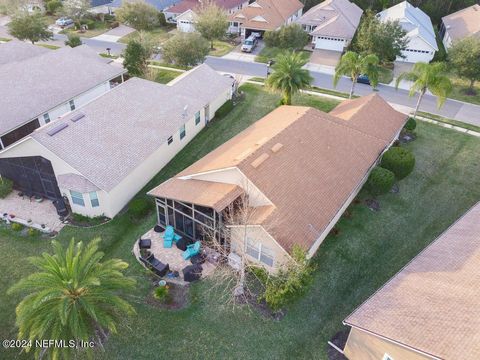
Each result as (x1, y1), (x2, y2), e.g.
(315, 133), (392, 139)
(397, 50), (433, 63)
(315, 37), (344, 52)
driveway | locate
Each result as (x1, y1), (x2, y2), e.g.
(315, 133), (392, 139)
(222, 40), (264, 63)
(92, 25), (135, 42)
(393, 61), (414, 78)
(310, 49), (342, 67)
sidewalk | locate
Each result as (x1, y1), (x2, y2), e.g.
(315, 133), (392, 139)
(92, 25), (135, 43)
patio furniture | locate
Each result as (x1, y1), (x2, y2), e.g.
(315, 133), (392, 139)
(182, 264), (202, 282)
(138, 238), (151, 249)
(190, 253), (206, 265)
(154, 225), (163, 233)
(182, 241), (201, 260)
(176, 237), (189, 251)
(140, 254), (170, 277)
(163, 225), (182, 248)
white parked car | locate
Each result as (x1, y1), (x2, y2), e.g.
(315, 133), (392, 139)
(241, 36), (257, 53)
(55, 17), (74, 27)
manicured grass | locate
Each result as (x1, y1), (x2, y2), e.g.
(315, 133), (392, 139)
(378, 66), (394, 84)
(417, 111), (480, 133)
(118, 27), (173, 45)
(255, 47), (311, 63)
(36, 43), (60, 50)
(1, 85), (479, 359)
(60, 21), (109, 38)
(99, 53), (119, 59)
(148, 60), (191, 70)
(0, 37), (11, 42)
(148, 68), (182, 84)
(447, 77), (480, 105)
(208, 40), (235, 57)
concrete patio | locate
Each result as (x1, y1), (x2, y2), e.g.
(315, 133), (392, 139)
(0, 191), (64, 232)
(133, 228), (216, 284)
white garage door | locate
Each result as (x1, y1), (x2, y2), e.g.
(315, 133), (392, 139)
(314, 37), (345, 52)
(398, 50), (434, 63)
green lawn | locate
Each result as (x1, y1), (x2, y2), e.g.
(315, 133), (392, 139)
(1, 85), (480, 359)
(119, 27), (173, 45)
(255, 47), (311, 63)
(208, 40), (235, 57)
(148, 68), (182, 84)
(378, 66), (394, 84)
(60, 21), (109, 39)
(447, 77), (480, 105)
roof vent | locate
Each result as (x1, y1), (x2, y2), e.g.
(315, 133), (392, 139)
(47, 123), (68, 136)
(70, 112), (85, 122)
(271, 143), (283, 153)
(251, 153), (269, 168)
(235, 148), (254, 161)
(255, 137), (269, 146)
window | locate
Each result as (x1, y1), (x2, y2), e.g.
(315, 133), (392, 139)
(180, 124), (186, 140)
(70, 190), (84, 206)
(43, 113), (51, 124)
(246, 238), (260, 259)
(195, 111), (201, 125)
(167, 136), (173, 145)
(89, 191), (99, 207)
(260, 245), (274, 267)
(246, 238), (275, 267)
(69, 99), (76, 111)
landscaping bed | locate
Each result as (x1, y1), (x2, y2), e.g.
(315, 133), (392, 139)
(255, 47), (311, 63)
(1, 85), (479, 359)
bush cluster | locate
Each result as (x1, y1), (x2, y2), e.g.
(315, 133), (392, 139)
(404, 117), (417, 131)
(366, 166), (395, 196)
(263, 24), (309, 50)
(381, 147), (415, 180)
(11, 223), (23, 232)
(128, 198), (153, 219)
(153, 285), (171, 303)
(0, 178), (13, 199)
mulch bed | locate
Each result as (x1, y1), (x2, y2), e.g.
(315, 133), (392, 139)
(399, 132), (416, 144)
(235, 292), (286, 321)
(326, 329), (350, 360)
(145, 282), (190, 310)
(365, 199), (380, 212)
(390, 183), (400, 194)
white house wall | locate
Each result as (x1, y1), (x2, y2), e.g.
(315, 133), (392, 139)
(398, 35), (436, 63)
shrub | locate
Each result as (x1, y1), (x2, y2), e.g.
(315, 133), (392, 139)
(215, 99), (233, 119)
(128, 198), (153, 219)
(110, 21), (120, 29)
(80, 19), (96, 29)
(65, 33), (82, 47)
(0, 178), (13, 198)
(153, 285), (171, 303)
(162, 32), (210, 67)
(263, 24), (309, 50)
(365, 166), (395, 196)
(11, 223), (23, 231)
(28, 228), (40, 237)
(381, 147), (415, 179)
(404, 117), (417, 131)
(46, 0), (63, 15)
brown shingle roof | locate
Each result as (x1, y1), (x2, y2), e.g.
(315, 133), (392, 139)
(344, 202), (480, 360)
(149, 94), (406, 254)
(230, 0), (304, 31)
(442, 4), (480, 42)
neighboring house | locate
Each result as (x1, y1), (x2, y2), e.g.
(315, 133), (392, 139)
(164, 0), (248, 28)
(108, 0), (181, 13)
(0, 65), (234, 218)
(148, 94), (406, 272)
(342, 202), (480, 360)
(0, 44), (125, 150)
(176, 9), (197, 32)
(377, 1), (438, 63)
(297, 0), (363, 52)
(440, 4), (480, 51)
(228, 0), (304, 38)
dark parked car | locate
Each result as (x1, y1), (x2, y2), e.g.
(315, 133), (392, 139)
(357, 74), (370, 85)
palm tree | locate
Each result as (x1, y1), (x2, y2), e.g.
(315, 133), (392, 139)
(265, 51), (313, 105)
(8, 238), (136, 360)
(395, 62), (452, 119)
(333, 51), (380, 99)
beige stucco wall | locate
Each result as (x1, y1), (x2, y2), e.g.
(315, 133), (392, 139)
(344, 328), (435, 360)
(229, 225), (291, 272)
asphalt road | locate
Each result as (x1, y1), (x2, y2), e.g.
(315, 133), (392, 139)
(205, 56), (480, 126)
(53, 33), (126, 55)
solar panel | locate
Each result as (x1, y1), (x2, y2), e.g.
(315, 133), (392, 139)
(47, 123), (68, 136)
(70, 113), (85, 122)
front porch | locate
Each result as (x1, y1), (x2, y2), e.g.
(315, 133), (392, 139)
(133, 228), (217, 285)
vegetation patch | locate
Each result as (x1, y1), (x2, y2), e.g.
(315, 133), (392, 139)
(381, 147), (416, 180)
(0, 178), (13, 198)
(256, 47), (310, 64)
(365, 167), (395, 196)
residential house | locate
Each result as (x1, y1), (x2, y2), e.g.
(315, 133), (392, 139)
(164, 0), (248, 31)
(440, 4), (480, 51)
(148, 94), (407, 272)
(377, 1), (438, 63)
(342, 202), (480, 360)
(296, 0), (363, 52)
(107, 0), (181, 13)
(228, 0), (304, 38)
(0, 44), (125, 150)
(0, 65), (234, 218)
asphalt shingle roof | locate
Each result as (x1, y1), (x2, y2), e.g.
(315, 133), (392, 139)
(0, 40), (48, 65)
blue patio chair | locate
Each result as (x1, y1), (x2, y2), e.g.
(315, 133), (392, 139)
(183, 241), (201, 260)
(163, 226), (182, 248)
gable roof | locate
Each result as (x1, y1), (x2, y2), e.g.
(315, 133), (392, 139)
(0, 45), (125, 137)
(165, 0), (245, 14)
(109, 0), (180, 11)
(377, 1), (438, 51)
(442, 4), (480, 42)
(28, 65), (233, 192)
(230, 0), (304, 31)
(149, 94), (407, 254)
(0, 40), (48, 65)
(297, 0), (363, 39)
(344, 202), (480, 360)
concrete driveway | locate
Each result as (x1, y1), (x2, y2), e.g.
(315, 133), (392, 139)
(310, 49), (342, 67)
(92, 25), (135, 42)
(222, 40), (264, 62)
(393, 61), (414, 78)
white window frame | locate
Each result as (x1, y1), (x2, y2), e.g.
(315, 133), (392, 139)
(70, 190), (85, 207)
(43, 113), (50, 123)
(69, 99), (76, 111)
(245, 238), (275, 267)
(179, 124), (186, 140)
(167, 136), (173, 145)
(89, 191), (99, 207)
(195, 111), (201, 125)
